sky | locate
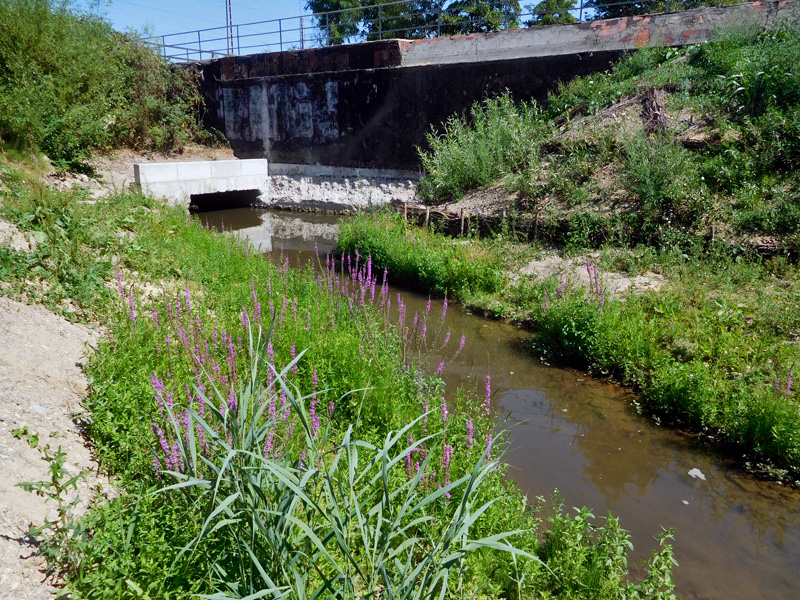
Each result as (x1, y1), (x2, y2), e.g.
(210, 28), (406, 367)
(88, 0), (311, 38)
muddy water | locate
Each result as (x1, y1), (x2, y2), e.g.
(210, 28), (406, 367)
(200, 208), (800, 600)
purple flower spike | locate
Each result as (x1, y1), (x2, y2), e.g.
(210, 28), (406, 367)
(436, 361), (445, 376)
(116, 270), (124, 297)
(128, 292), (136, 323)
(467, 418), (474, 449)
(152, 307), (159, 327)
(485, 374), (492, 416)
(454, 335), (466, 359)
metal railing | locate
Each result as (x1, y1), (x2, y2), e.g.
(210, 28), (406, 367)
(145, 0), (725, 63)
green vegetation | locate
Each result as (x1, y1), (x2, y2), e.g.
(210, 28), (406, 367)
(0, 0), (205, 171)
(338, 210), (505, 297)
(339, 27), (800, 482)
(0, 161), (678, 598)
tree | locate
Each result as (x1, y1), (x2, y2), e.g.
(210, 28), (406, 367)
(305, 0), (521, 43)
(524, 0), (576, 25)
(587, 0), (729, 21)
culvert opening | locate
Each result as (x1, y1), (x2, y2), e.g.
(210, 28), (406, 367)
(189, 189), (262, 213)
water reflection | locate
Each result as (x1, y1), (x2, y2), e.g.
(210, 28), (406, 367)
(199, 207), (800, 600)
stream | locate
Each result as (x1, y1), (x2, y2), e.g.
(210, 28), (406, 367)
(200, 207), (800, 600)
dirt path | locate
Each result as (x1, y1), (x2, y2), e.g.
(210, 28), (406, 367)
(0, 297), (101, 598)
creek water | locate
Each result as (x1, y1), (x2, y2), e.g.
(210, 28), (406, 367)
(200, 207), (800, 600)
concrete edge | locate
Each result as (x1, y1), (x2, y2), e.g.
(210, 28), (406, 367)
(269, 163), (420, 180)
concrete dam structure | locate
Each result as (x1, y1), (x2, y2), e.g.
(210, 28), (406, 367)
(199, 1), (797, 170)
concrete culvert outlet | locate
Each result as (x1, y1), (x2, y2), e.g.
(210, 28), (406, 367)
(189, 189), (263, 213)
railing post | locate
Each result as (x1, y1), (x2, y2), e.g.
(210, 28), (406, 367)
(161, 35), (167, 59)
(236, 25), (240, 55)
(502, 0), (508, 30)
(279, 19), (283, 51)
(666, 0), (672, 12)
(379, 4), (383, 39)
(197, 30), (202, 60)
(437, 4), (441, 36)
(579, 0), (584, 23)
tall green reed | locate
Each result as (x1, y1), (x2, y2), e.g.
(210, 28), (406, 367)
(156, 322), (537, 600)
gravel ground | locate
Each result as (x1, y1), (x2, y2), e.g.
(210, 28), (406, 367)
(0, 296), (102, 599)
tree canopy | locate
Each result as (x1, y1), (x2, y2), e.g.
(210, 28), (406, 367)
(305, 1), (522, 43)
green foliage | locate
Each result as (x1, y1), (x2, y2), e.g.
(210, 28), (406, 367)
(418, 93), (541, 201)
(338, 210), (506, 298)
(524, 0), (576, 26)
(159, 333), (535, 599)
(0, 169), (682, 598)
(305, 0), (521, 43)
(0, 0), (203, 170)
(621, 134), (708, 240)
(337, 211), (800, 480)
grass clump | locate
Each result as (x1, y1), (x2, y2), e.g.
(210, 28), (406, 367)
(0, 0), (204, 171)
(338, 209), (506, 299)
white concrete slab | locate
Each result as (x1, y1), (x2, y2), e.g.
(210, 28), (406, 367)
(134, 159), (269, 207)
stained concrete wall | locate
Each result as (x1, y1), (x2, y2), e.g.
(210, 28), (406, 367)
(198, 1), (799, 170)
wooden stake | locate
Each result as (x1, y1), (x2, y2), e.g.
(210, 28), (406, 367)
(460, 208), (465, 236)
(425, 206), (430, 228)
(404, 202), (408, 222)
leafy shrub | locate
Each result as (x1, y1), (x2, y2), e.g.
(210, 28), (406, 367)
(0, 0), (203, 170)
(418, 93), (541, 200)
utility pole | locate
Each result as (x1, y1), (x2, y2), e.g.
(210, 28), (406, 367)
(226, 0), (234, 55)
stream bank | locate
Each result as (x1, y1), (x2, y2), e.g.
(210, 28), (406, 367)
(207, 206), (800, 600)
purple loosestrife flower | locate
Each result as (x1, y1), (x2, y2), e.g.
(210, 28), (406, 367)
(454, 335), (466, 359)
(227, 389), (238, 413)
(116, 270), (124, 297)
(292, 298), (298, 322)
(441, 399), (448, 424)
(485, 433), (493, 458)
(128, 291), (136, 323)
(436, 361), (445, 376)
(290, 344), (298, 374)
(467, 418), (474, 449)
(485, 375), (492, 416)
(152, 307), (159, 327)
(328, 399), (335, 417)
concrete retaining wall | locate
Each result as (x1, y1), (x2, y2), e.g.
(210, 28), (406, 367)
(199, 1), (800, 170)
(133, 159), (269, 207)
